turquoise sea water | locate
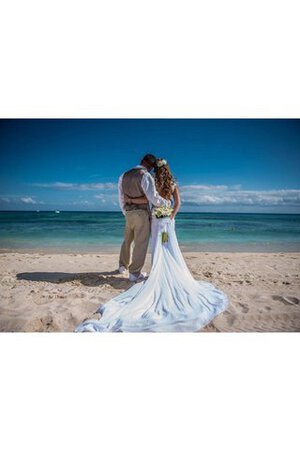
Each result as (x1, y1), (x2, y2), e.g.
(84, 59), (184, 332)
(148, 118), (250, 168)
(0, 211), (300, 252)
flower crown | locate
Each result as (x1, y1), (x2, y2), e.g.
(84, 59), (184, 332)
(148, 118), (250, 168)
(156, 159), (167, 168)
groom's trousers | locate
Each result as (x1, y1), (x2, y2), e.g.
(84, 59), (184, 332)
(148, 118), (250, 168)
(119, 209), (150, 276)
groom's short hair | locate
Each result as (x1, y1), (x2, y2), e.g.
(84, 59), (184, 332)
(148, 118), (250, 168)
(141, 153), (156, 167)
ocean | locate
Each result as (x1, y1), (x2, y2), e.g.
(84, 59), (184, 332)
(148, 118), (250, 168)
(0, 211), (300, 253)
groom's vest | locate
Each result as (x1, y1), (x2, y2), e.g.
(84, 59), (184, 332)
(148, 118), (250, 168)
(122, 167), (149, 212)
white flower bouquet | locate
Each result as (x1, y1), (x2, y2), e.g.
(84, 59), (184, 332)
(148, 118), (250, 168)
(152, 206), (173, 219)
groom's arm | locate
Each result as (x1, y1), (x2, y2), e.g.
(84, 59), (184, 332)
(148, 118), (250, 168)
(141, 172), (171, 207)
(118, 173), (126, 215)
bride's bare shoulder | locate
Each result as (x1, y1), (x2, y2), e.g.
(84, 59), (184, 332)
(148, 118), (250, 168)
(171, 181), (179, 193)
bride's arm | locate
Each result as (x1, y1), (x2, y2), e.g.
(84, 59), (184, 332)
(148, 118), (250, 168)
(170, 186), (181, 220)
(124, 194), (148, 205)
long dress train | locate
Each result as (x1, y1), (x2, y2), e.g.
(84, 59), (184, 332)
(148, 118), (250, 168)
(75, 216), (229, 332)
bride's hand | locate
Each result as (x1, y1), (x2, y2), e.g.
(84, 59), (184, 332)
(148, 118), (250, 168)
(170, 212), (175, 221)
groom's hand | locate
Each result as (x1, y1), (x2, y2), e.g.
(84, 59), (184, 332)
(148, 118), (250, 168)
(124, 194), (132, 204)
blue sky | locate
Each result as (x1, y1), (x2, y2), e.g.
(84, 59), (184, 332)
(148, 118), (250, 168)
(0, 119), (300, 213)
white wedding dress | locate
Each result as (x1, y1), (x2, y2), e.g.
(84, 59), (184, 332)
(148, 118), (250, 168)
(75, 215), (229, 332)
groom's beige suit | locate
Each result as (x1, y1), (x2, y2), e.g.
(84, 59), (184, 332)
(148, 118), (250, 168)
(118, 164), (170, 276)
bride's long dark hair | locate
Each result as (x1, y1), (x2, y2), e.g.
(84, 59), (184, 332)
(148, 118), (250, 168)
(154, 159), (176, 201)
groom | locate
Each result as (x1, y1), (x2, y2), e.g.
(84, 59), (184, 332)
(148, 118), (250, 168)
(118, 153), (170, 282)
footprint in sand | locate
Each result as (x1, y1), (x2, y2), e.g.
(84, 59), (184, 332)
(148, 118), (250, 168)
(225, 315), (237, 326)
(203, 271), (213, 278)
(32, 296), (53, 305)
(284, 296), (300, 305)
(272, 295), (300, 306)
(238, 302), (249, 313)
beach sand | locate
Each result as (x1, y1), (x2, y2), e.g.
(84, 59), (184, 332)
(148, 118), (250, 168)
(0, 251), (299, 332)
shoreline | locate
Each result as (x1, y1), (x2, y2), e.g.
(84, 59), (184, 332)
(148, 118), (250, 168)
(1, 249), (299, 256)
(1, 242), (300, 254)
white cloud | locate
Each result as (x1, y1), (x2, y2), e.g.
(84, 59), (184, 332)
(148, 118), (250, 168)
(0, 195), (44, 205)
(20, 197), (37, 204)
(17, 181), (300, 211)
(31, 182), (117, 191)
(72, 200), (94, 206)
(180, 184), (300, 207)
(94, 194), (105, 199)
(94, 193), (118, 205)
(181, 184), (230, 191)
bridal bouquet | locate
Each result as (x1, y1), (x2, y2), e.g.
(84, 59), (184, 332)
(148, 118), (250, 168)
(152, 206), (173, 219)
(152, 206), (173, 244)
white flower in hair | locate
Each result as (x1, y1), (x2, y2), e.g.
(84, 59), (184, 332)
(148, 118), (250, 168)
(156, 159), (167, 168)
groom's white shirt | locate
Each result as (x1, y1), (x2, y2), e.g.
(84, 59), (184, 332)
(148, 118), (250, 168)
(118, 164), (171, 215)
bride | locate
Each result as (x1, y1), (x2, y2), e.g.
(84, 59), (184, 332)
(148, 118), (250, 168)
(75, 158), (229, 332)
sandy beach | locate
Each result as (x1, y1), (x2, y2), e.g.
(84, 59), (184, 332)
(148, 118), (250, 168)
(0, 251), (299, 332)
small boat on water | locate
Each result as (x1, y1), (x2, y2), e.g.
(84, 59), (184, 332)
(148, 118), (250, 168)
(55, 210), (60, 214)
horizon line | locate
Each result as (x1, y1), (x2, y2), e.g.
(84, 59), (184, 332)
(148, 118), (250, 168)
(1, 210), (300, 215)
